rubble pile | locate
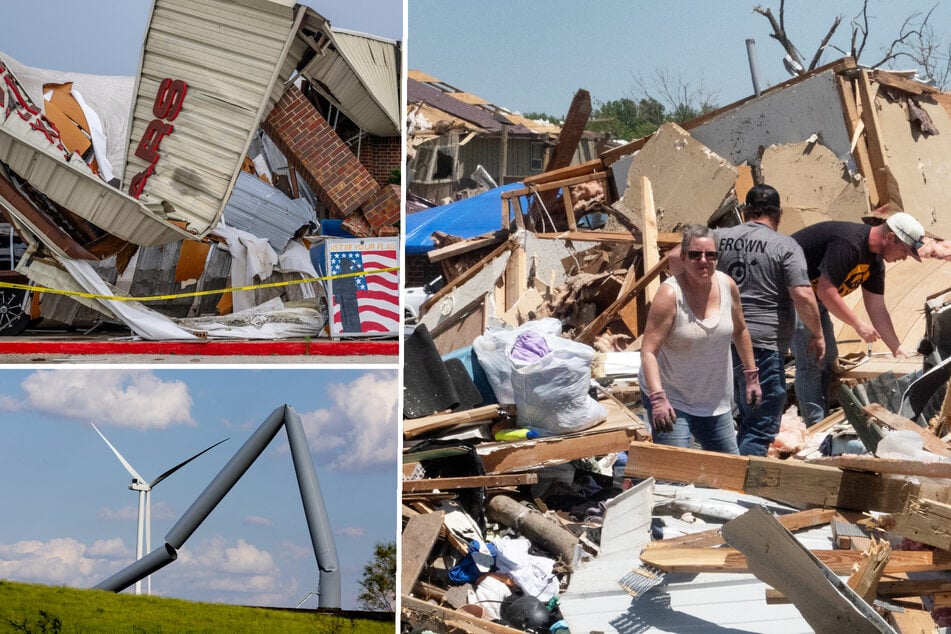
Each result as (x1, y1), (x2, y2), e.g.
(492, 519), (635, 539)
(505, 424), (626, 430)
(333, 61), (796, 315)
(403, 57), (951, 632)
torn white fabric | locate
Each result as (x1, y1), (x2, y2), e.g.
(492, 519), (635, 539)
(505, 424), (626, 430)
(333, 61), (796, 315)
(173, 297), (326, 339)
(61, 258), (198, 340)
(278, 238), (319, 299)
(71, 88), (115, 183)
(211, 224), (279, 312)
(491, 535), (559, 602)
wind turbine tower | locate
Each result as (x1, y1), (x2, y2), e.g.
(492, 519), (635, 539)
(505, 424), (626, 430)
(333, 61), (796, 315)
(92, 423), (226, 595)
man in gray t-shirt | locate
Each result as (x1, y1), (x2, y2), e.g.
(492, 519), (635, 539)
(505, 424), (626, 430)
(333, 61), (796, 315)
(716, 185), (824, 455)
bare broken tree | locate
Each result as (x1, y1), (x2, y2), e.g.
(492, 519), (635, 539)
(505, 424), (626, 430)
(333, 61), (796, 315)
(753, 1), (951, 88)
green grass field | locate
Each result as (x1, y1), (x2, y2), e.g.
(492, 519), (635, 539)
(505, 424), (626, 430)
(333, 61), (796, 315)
(0, 580), (394, 633)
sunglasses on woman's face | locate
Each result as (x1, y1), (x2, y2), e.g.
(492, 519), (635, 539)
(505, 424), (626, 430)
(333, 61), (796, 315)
(687, 250), (719, 261)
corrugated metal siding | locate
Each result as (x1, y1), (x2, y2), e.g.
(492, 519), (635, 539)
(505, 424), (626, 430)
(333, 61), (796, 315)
(298, 24), (400, 137)
(122, 0), (302, 237)
(0, 126), (193, 246)
(222, 171), (316, 252)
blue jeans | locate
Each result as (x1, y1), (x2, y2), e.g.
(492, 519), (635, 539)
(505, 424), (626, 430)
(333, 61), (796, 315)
(791, 307), (838, 426)
(641, 393), (739, 454)
(732, 347), (786, 456)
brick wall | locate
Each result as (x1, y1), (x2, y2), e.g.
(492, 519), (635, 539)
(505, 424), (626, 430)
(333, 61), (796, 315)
(405, 255), (442, 288)
(263, 86), (378, 218)
(361, 136), (401, 185)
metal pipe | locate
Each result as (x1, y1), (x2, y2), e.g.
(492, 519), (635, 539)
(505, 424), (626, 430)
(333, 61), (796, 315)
(165, 405), (287, 549)
(285, 406), (341, 608)
(746, 38), (763, 97)
(93, 543), (177, 592)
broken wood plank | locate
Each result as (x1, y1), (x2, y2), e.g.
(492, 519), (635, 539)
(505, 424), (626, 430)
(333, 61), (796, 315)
(503, 172), (609, 198)
(646, 507), (837, 549)
(402, 473), (538, 493)
(856, 70), (897, 209)
(887, 497), (951, 551)
(863, 403), (951, 457)
(427, 233), (507, 263)
(888, 608), (939, 634)
(625, 441), (748, 490)
(836, 74), (880, 206)
(523, 158), (602, 186)
(833, 511), (873, 550)
(640, 545), (951, 575)
(721, 506), (894, 633)
(401, 511), (445, 592)
(627, 441), (920, 512)
(401, 595), (527, 634)
(575, 255), (670, 345)
(478, 429), (631, 475)
(420, 240), (515, 315)
(403, 405), (517, 440)
(808, 454), (951, 479)
(640, 176), (660, 303)
(847, 538), (891, 603)
(878, 579), (951, 598)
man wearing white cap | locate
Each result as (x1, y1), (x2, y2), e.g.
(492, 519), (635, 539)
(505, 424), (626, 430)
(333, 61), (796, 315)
(790, 212), (925, 425)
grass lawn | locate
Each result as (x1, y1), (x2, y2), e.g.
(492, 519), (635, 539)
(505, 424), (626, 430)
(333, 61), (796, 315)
(0, 580), (393, 633)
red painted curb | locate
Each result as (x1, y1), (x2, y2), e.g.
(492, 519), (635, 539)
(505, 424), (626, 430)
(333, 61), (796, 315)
(0, 339), (399, 356)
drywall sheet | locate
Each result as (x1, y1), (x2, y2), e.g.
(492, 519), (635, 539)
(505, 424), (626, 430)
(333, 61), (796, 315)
(759, 139), (870, 233)
(875, 92), (951, 240)
(616, 122), (738, 232)
(691, 70), (853, 170)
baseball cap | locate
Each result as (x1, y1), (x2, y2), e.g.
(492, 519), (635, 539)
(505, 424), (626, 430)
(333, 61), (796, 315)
(885, 212), (924, 261)
(745, 184), (781, 209)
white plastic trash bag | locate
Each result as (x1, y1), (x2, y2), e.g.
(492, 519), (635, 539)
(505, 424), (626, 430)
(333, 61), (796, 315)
(473, 319), (607, 433)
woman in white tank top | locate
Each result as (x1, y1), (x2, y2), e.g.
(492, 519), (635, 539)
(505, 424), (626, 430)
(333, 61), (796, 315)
(638, 225), (761, 453)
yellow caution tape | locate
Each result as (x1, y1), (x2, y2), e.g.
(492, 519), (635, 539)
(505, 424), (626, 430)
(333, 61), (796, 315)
(0, 266), (400, 303)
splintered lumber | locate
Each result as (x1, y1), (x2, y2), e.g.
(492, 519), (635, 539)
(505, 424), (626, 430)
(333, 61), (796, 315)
(721, 506), (894, 633)
(626, 441), (921, 512)
(639, 546), (951, 575)
(808, 454), (951, 479)
(847, 539), (891, 603)
(478, 428), (631, 475)
(402, 473), (539, 493)
(888, 608), (940, 633)
(863, 403), (951, 458)
(645, 508), (837, 549)
(486, 494), (579, 567)
(887, 497), (951, 551)
(403, 405), (517, 440)
(401, 595), (526, 634)
(402, 511), (445, 592)
(575, 254), (670, 345)
(640, 176), (660, 303)
(878, 579), (951, 598)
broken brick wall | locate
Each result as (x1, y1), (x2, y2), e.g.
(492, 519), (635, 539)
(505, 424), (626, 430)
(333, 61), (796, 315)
(360, 135), (401, 186)
(405, 254), (442, 287)
(263, 86), (378, 218)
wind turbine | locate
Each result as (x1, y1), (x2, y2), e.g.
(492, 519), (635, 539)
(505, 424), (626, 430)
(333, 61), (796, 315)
(91, 423), (227, 595)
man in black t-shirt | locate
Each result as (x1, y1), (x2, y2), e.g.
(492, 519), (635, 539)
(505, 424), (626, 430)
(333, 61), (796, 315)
(791, 212), (924, 425)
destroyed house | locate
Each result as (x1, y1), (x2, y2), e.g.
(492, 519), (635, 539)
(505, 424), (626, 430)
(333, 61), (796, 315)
(407, 70), (601, 203)
(0, 0), (401, 340)
(402, 57), (951, 633)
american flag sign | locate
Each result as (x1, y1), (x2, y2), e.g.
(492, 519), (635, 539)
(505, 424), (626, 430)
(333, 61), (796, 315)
(325, 237), (399, 337)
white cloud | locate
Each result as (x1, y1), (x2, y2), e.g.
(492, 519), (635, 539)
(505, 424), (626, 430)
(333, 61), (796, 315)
(165, 536), (288, 605)
(243, 515), (273, 527)
(0, 537), (123, 587)
(98, 501), (176, 522)
(335, 526), (365, 538)
(0, 394), (23, 411)
(296, 371), (398, 471)
(17, 370), (195, 429)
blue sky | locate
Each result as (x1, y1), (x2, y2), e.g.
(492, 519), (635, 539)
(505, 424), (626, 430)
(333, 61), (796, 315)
(409, 0), (951, 118)
(0, 368), (398, 608)
(0, 0), (401, 76)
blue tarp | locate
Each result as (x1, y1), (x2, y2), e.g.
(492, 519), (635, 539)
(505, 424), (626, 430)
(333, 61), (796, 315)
(404, 183), (532, 255)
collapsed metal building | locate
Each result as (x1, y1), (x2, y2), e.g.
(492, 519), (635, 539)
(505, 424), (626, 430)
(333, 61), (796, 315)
(0, 0), (401, 340)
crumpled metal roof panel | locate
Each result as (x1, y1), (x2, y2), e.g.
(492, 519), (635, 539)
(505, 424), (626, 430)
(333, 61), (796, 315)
(121, 0), (303, 238)
(298, 23), (401, 137)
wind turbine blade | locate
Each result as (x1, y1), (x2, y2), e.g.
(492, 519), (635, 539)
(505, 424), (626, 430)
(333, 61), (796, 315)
(150, 438), (228, 488)
(91, 423), (146, 483)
